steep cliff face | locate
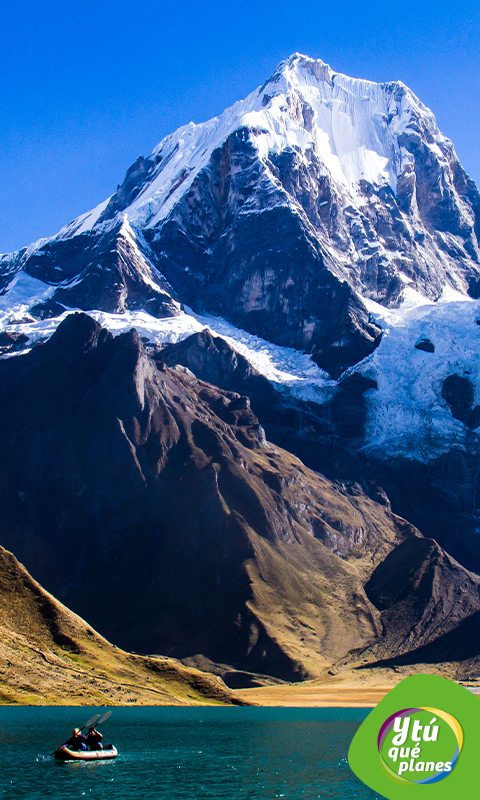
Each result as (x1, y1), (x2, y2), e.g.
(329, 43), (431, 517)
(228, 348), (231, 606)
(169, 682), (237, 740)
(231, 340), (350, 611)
(1, 313), (480, 682)
(142, 126), (383, 376)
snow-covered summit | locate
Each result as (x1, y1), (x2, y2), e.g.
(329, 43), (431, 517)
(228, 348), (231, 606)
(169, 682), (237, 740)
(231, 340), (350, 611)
(1, 53), (480, 408)
(76, 52), (447, 234)
(4, 53), (478, 305)
(4, 52), (436, 251)
(17, 51), (472, 320)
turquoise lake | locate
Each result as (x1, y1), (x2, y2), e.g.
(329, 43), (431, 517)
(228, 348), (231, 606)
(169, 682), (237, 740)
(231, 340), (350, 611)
(0, 707), (383, 799)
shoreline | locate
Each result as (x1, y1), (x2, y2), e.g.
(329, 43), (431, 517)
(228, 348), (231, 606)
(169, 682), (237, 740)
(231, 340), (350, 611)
(236, 685), (392, 707)
(235, 676), (480, 708)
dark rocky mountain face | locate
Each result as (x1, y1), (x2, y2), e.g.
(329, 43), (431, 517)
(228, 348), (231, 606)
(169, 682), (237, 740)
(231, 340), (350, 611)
(142, 128), (383, 377)
(2, 218), (180, 320)
(2, 55), (480, 685)
(159, 329), (278, 405)
(1, 313), (480, 683)
(160, 330), (480, 577)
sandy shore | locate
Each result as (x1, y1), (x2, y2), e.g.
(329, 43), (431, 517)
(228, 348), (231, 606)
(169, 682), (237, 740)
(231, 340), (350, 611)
(236, 672), (480, 707)
(236, 682), (392, 707)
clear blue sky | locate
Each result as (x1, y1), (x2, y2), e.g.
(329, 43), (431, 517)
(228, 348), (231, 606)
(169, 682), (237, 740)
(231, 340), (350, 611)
(1, 0), (479, 254)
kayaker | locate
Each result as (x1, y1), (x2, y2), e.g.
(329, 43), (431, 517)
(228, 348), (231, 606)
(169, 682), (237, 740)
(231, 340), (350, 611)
(86, 726), (103, 750)
(65, 728), (87, 751)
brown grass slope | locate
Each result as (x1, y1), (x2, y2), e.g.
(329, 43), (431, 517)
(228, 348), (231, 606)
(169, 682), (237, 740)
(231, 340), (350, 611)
(0, 546), (244, 705)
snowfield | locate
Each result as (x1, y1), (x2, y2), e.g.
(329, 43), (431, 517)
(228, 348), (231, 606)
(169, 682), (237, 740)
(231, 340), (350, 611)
(359, 289), (480, 460)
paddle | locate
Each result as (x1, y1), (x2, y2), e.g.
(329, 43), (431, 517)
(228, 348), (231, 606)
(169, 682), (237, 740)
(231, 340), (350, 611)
(80, 713), (102, 732)
(49, 713), (101, 757)
(92, 711), (112, 728)
(77, 710), (113, 754)
(86, 710), (113, 749)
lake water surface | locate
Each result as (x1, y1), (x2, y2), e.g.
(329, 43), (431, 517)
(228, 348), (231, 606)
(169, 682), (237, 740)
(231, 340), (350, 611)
(0, 707), (383, 799)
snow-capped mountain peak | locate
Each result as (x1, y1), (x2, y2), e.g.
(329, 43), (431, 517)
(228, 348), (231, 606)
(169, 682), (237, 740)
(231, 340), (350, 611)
(91, 55), (401, 229)
(1, 53), (480, 382)
(95, 52), (449, 233)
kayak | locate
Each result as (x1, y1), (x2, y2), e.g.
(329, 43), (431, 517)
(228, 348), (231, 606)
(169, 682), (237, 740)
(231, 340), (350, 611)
(54, 745), (118, 761)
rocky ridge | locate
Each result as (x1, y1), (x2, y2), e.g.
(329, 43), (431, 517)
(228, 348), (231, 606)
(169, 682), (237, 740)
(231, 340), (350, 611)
(158, 328), (480, 574)
(1, 313), (480, 684)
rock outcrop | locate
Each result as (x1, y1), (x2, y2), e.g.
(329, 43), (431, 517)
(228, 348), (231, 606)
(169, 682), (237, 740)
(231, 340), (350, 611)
(160, 330), (480, 577)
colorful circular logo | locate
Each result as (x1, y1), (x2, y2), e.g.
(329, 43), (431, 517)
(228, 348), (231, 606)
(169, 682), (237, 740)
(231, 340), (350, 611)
(377, 706), (463, 784)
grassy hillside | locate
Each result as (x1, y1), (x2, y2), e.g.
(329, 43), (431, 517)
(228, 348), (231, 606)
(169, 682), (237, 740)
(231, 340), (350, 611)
(0, 546), (245, 705)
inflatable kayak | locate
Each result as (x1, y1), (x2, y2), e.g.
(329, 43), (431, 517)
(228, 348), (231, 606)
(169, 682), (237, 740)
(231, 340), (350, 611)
(55, 745), (118, 761)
